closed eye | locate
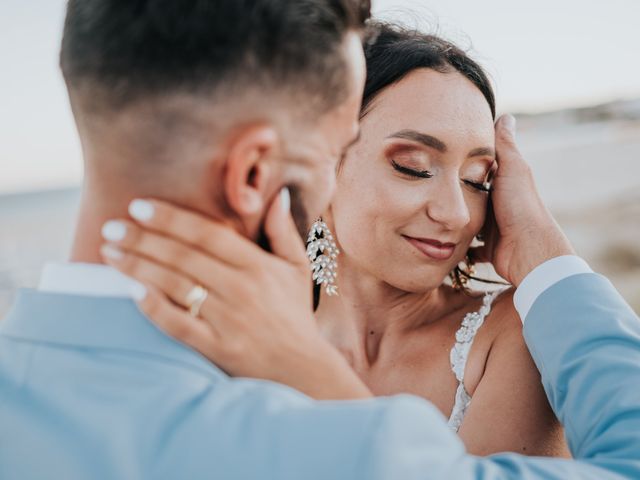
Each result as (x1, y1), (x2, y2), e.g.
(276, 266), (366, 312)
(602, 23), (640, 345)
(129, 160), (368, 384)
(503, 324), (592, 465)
(391, 160), (434, 179)
(463, 179), (491, 193)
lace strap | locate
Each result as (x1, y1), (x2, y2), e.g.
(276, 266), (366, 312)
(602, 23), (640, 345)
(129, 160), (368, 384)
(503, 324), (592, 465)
(450, 291), (499, 382)
(448, 291), (500, 432)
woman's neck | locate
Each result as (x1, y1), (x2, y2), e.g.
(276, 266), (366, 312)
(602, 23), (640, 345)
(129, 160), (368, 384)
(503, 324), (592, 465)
(315, 255), (451, 369)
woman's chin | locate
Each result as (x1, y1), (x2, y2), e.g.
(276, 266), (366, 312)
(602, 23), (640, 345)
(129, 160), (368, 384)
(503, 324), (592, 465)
(382, 269), (450, 294)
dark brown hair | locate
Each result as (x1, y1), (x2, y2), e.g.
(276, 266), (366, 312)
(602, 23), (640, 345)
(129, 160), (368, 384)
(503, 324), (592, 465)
(361, 21), (495, 118)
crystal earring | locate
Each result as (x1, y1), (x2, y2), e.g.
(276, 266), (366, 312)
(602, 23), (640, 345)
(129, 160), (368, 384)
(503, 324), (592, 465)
(306, 218), (340, 296)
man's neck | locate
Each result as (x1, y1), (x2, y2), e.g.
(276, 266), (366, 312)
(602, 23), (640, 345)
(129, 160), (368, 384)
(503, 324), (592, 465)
(68, 174), (237, 265)
(69, 184), (135, 264)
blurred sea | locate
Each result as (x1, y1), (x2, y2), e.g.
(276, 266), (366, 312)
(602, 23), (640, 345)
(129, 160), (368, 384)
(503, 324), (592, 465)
(0, 188), (80, 315)
(1, 100), (640, 316)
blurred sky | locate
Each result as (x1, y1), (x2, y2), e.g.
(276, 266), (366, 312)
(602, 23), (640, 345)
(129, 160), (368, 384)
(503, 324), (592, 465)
(1, 0), (639, 194)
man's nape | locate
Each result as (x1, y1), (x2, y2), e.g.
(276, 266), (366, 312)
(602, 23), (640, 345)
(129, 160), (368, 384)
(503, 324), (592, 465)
(60, 0), (371, 263)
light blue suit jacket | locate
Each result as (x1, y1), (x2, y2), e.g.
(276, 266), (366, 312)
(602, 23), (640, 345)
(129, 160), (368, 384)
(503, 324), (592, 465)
(0, 273), (638, 479)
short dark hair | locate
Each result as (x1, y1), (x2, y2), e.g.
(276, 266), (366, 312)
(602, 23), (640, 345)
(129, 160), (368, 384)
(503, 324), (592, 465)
(361, 22), (496, 119)
(60, 0), (371, 113)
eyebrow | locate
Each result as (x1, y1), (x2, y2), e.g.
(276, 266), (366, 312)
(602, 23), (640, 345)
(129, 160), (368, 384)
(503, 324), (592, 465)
(389, 129), (495, 159)
(387, 130), (447, 153)
(468, 147), (496, 158)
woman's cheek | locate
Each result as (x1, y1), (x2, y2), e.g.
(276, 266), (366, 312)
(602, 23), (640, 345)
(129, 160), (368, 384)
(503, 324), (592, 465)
(463, 190), (489, 231)
(332, 187), (386, 260)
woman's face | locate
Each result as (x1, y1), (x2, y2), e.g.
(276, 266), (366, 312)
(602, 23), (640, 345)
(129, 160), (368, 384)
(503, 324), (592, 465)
(329, 68), (496, 292)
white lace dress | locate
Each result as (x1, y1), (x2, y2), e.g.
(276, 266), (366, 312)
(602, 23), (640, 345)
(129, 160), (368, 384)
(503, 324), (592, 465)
(447, 291), (500, 432)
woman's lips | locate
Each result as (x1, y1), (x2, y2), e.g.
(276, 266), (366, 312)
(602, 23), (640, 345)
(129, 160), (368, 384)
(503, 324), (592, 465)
(403, 235), (457, 261)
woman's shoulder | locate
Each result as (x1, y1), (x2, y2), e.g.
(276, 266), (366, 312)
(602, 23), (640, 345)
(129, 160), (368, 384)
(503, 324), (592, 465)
(451, 287), (525, 397)
(476, 287), (533, 362)
(456, 287), (518, 325)
(446, 286), (522, 353)
(465, 287), (524, 349)
(439, 285), (523, 352)
(470, 287), (519, 327)
(461, 287), (535, 394)
(460, 288), (569, 456)
(488, 287), (519, 327)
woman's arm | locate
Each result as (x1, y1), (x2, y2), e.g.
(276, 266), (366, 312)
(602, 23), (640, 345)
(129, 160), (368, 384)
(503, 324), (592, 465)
(101, 195), (372, 400)
(459, 294), (569, 457)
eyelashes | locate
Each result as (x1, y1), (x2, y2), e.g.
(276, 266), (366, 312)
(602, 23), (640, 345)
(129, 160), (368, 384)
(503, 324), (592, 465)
(391, 159), (434, 179)
(391, 159), (491, 193)
(463, 180), (492, 193)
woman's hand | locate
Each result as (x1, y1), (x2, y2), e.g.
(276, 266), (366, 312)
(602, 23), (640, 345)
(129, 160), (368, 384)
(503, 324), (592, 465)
(100, 189), (371, 400)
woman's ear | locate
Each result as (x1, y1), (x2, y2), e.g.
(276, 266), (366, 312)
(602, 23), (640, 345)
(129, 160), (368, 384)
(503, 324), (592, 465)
(223, 124), (279, 224)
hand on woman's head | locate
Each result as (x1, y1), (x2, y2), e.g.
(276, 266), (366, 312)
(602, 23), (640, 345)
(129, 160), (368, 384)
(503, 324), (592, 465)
(472, 115), (574, 286)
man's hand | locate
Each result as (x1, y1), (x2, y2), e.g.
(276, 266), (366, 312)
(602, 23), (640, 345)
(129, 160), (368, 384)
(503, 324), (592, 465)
(477, 115), (575, 287)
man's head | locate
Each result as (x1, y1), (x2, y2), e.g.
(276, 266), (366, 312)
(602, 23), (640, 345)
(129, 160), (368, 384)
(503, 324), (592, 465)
(61, 0), (369, 241)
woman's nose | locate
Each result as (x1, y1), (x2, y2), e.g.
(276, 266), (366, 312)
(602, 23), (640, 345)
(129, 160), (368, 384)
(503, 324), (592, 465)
(425, 179), (471, 231)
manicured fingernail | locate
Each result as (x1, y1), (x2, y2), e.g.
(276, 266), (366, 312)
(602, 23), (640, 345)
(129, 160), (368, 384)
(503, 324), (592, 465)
(100, 244), (124, 260)
(280, 187), (291, 213)
(502, 114), (517, 138)
(129, 199), (155, 222)
(101, 220), (127, 242)
(130, 282), (147, 301)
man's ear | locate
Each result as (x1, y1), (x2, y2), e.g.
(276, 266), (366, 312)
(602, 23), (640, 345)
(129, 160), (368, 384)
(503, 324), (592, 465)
(223, 124), (280, 225)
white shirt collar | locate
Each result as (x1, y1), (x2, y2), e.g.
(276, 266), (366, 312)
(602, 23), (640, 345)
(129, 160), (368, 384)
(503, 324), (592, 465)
(38, 262), (143, 298)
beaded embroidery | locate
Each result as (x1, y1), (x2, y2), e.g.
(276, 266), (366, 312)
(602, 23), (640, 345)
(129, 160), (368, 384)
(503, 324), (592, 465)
(447, 291), (500, 432)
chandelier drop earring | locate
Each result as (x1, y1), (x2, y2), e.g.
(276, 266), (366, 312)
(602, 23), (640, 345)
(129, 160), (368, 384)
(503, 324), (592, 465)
(306, 218), (340, 296)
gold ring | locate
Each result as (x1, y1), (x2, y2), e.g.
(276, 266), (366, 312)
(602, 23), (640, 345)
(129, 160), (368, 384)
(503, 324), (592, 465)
(185, 285), (208, 318)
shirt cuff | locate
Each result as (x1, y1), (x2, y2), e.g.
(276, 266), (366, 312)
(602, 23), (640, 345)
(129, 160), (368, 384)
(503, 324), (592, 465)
(513, 255), (593, 323)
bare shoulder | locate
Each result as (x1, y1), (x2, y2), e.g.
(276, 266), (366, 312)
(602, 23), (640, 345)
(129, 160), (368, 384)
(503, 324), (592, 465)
(448, 287), (523, 356)
(461, 288), (569, 457)
(460, 287), (525, 394)
(477, 287), (523, 343)
(479, 287), (535, 369)
(460, 287), (532, 398)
